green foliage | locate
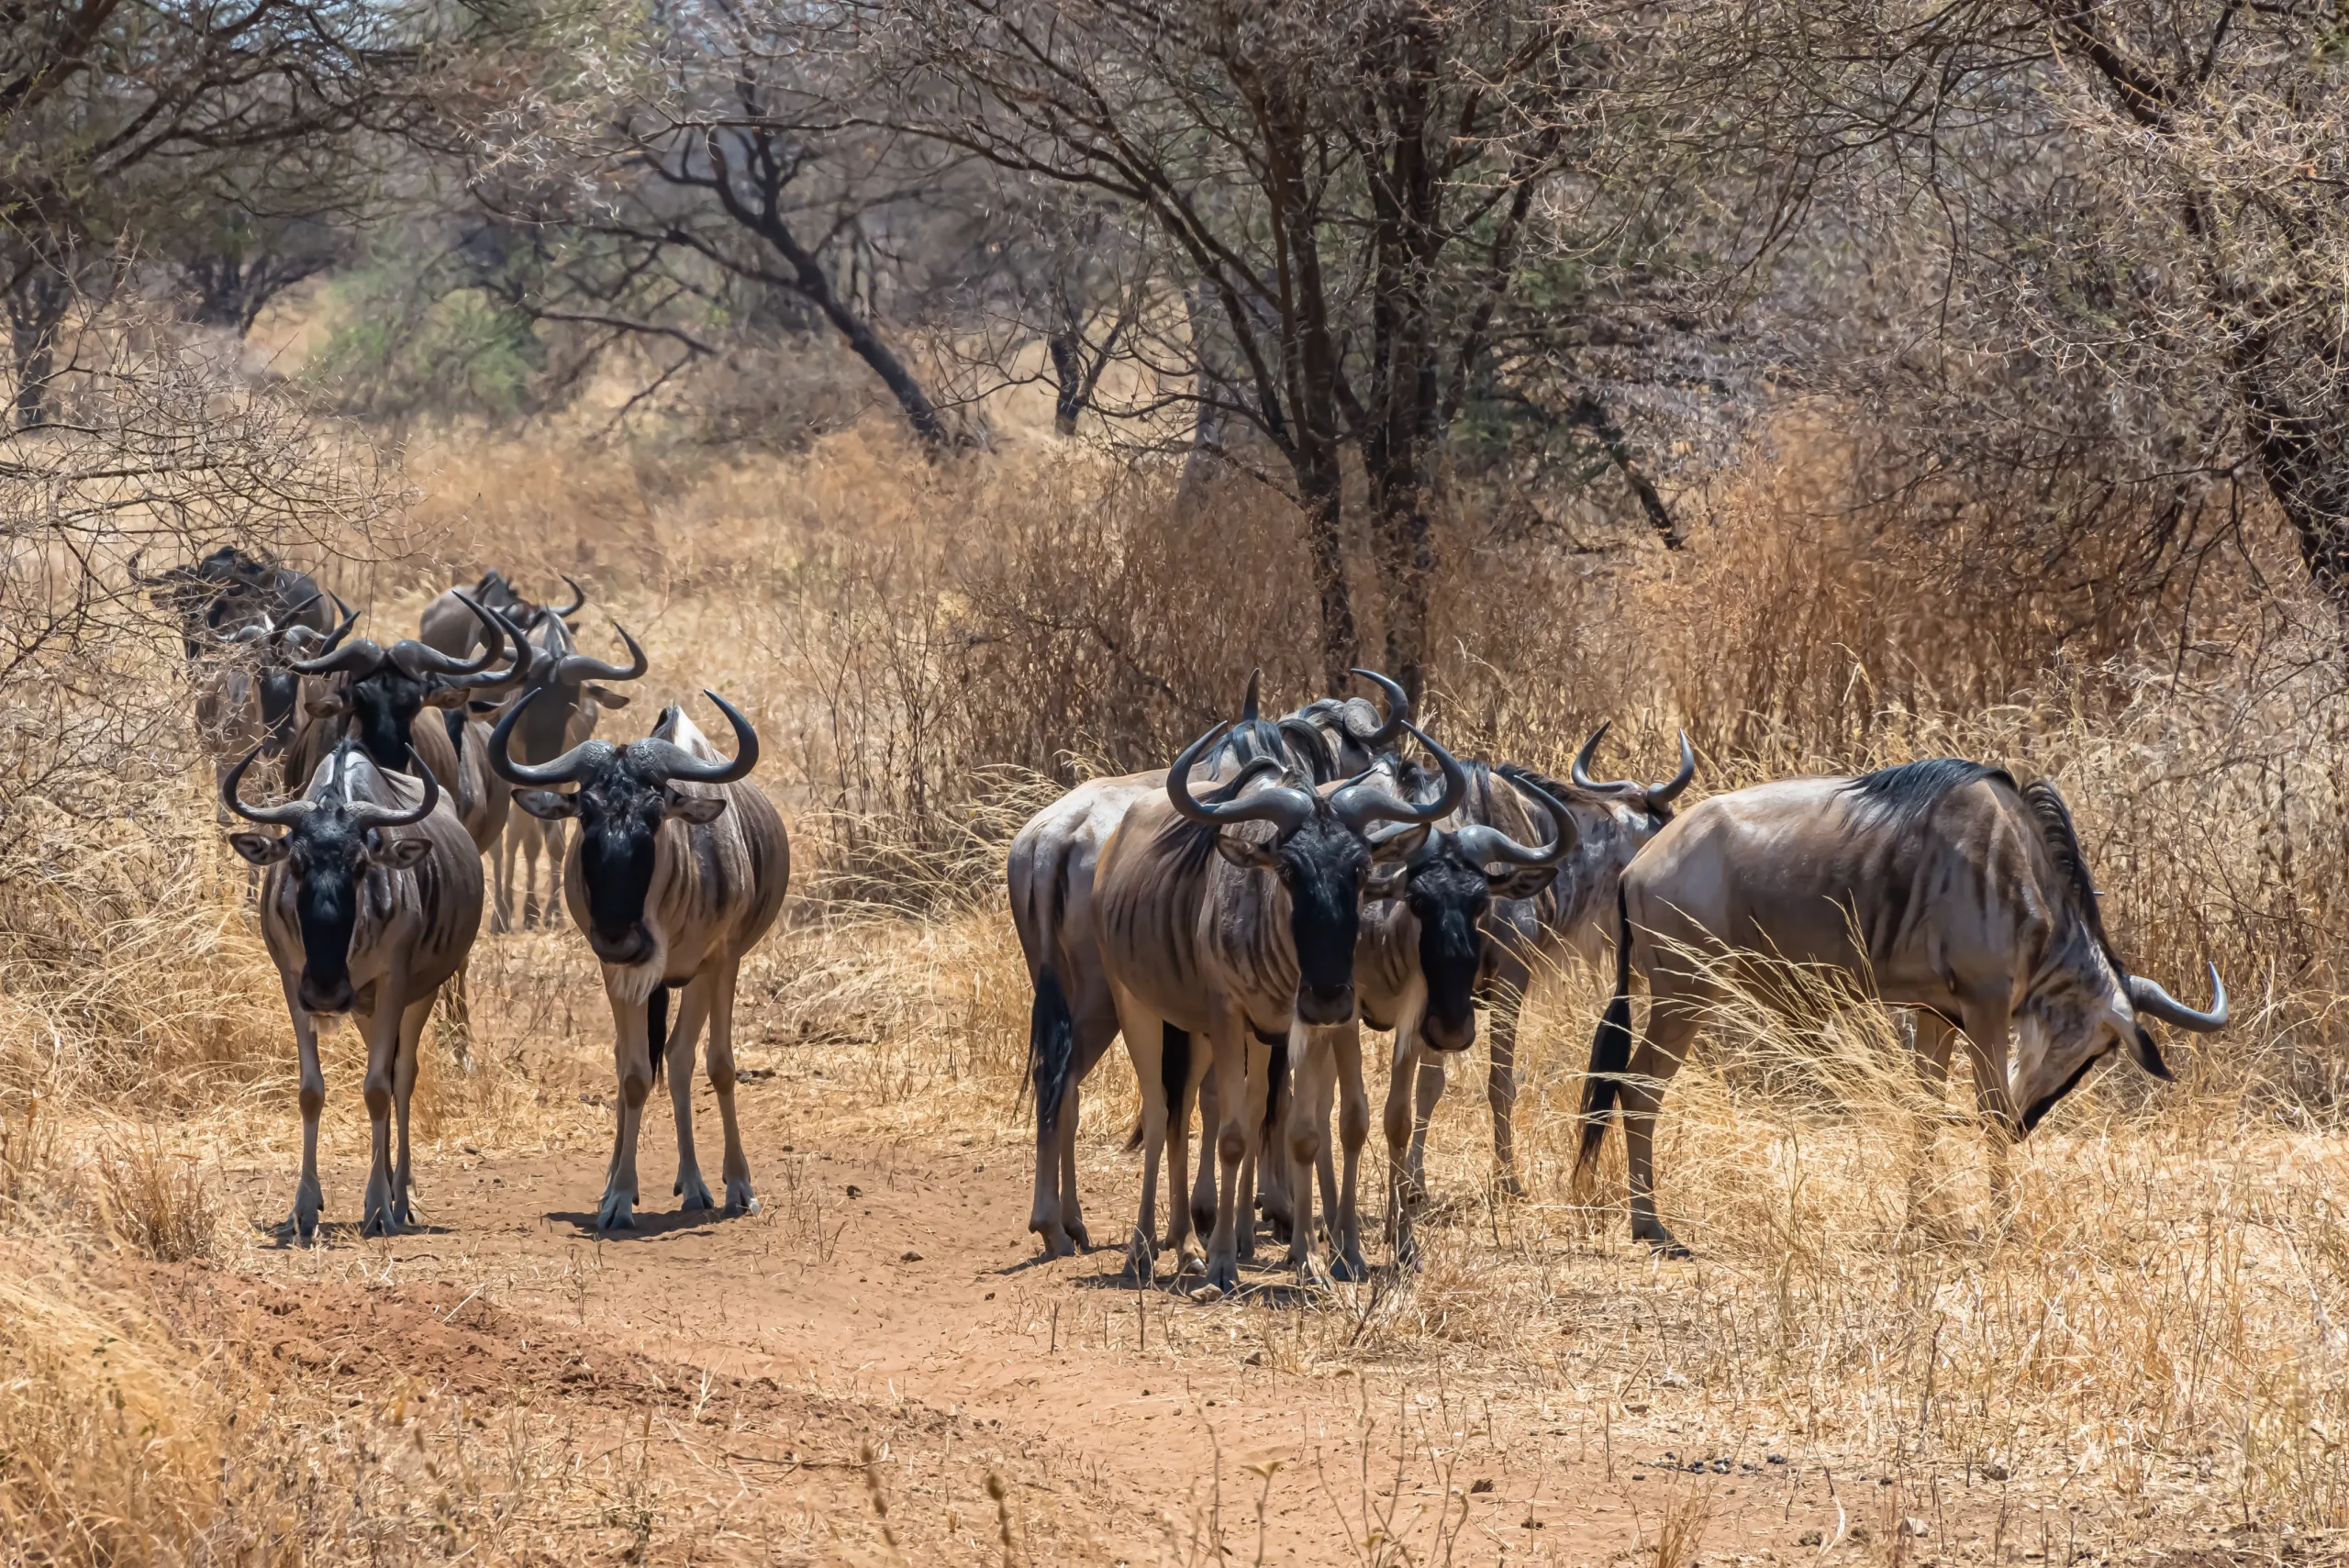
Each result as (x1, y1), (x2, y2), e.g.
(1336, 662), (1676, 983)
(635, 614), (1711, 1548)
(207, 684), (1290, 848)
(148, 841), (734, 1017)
(306, 246), (549, 423)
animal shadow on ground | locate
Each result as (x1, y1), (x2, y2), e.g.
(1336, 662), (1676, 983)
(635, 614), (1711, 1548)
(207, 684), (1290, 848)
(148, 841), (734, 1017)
(256, 1218), (456, 1249)
(543, 1207), (731, 1240)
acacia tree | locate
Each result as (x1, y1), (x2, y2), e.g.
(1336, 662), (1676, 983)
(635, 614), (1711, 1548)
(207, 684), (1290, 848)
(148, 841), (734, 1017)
(871, 0), (1586, 694)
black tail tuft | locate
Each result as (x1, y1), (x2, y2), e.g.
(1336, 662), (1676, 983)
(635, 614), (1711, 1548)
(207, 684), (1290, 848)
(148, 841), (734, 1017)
(1128, 1024), (1190, 1153)
(647, 982), (670, 1090)
(1259, 1034), (1290, 1159)
(1030, 969), (1077, 1139)
(1577, 884), (1636, 1177)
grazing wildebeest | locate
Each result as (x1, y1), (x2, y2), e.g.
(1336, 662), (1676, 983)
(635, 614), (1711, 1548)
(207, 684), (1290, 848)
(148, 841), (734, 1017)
(1009, 669), (1410, 1258)
(417, 571), (583, 659)
(489, 688), (787, 1230)
(1577, 758), (2230, 1255)
(223, 739), (483, 1239)
(1093, 716), (1467, 1292)
(283, 594), (528, 858)
(1383, 725), (1696, 1205)
(135, 545), (335, 658)
(495, 609), (647, 930)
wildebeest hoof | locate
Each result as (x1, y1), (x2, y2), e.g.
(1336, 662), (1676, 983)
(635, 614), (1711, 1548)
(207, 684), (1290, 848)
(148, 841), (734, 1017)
(360, 1206), (397, 1238)
(597, 1192), (637, 1230)
(1064, 1218), (1091, 1251)
(1496, 1172), (1527, 1199)
(1188, 1283), (1225, 1304)
(1330, 1251), (1366, 1284)
(1642, 1230), (1693, 1260)
(677, 1172), (716, 1212)
(1203, 1255), (1241, 1296)
(724, 1179), (759, 1218)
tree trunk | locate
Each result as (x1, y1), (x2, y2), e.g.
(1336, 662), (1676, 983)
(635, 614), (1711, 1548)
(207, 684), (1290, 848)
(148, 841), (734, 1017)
(1047, 328), (1084, 437)
(1296, 450), (1357, 694)
(7, 274), (65, 431)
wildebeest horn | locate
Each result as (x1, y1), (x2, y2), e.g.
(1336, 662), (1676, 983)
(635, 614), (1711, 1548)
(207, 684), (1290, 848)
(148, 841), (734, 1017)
(556, 622), (648, 684)
(2129, 966), (2229, 1033)
(278, 597), (359, 656)
(221, 745), (311, 826)
(289, 637), (390, 678)
(1452, 773), (1580, 870)
(486, 687), (606, 786)
(1167, 722), (1316, 834)
(391, 595), (507, 679)
(1241, 667), (1262, 723)
(1330, 720), (1468, 830)
(1337, 667), (1410, 746)
(128, 550), (163, 586)
(551, 574), (586, 620)
(644, 691), (761, 784)
(348, 746), (441, 829)
(214, 619), (273, 646)
(1647, 731), (1698, 807)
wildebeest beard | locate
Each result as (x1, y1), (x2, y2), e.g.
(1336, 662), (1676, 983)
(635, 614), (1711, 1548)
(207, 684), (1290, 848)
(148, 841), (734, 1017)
(1277, 816), (1369, 1025)
(573, 773), (668, 971)
(288, 825), (370, 1013)
(347, 671), (434, 769)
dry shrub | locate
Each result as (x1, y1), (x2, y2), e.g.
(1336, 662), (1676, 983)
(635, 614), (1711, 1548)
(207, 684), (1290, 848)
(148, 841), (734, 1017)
(88, 1135), (221, 1264)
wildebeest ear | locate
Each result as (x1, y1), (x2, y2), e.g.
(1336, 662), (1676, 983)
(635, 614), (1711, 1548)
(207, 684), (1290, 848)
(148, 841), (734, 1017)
(2123, 1022), (2174, 1081)
(1488, 862), (1558, 900)
(423, 686), (469, 708)
(1367, 823), (1432, 864)
(1214, 831), (1279, 870)
(305, 690), (350, 717)
(662, 789), (728, 825)
(587, 684), (631, 708)
(228, 832), (288, 866)
(515, 788), (578, 820)
(366, 835), (434, 870)
(1365, 863), (1407, 900)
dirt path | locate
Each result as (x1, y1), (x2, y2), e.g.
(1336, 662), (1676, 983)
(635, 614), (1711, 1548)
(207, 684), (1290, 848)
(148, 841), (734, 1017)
(207, 1091), (2176, 1566)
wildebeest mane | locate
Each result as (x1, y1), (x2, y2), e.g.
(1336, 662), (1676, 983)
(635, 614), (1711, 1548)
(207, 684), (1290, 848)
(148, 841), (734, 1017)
(1839, 758), (2015, 828)
(1149, 758), (1296, 872)
(2020, 776), (2123, 967)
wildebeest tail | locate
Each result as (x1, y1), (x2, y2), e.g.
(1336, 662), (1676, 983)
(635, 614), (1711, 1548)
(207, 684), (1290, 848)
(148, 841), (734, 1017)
(1030, 968), (1077, 1138)
(647, 982), (670, 1088)
(1576, 884), (1635, 1177)
(1127, 1024), (1190, 1153)
(1258, 1033), (1290, 1160)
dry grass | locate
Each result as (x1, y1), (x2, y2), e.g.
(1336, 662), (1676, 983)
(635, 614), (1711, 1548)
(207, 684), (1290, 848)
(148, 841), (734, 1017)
(5, 412), (2349, 1559)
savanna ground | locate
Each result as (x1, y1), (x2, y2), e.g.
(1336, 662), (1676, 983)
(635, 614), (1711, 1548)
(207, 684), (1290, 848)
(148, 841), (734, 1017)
(8, 378), (2349, 1566)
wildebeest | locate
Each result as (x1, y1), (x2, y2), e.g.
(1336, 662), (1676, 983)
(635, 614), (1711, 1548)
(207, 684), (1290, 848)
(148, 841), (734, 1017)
(191, 595), (348, 827)
(1383, 726), (1696, 1206)
(283, 594), (529, 858)
(489, 688), (788, 1229)
(495, 609), (648, 930)
(1093, 715), (1467, 1292)
(1577, 758), (2230, 1255)
(417, 571), (583, 659)
(223, 738), (484, 1239)
(1008, 669), (1410, 1259)
(135, 544), (335, 659)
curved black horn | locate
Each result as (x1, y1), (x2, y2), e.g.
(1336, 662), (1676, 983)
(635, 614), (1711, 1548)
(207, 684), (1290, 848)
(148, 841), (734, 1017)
(1453, 773), (1581, 870)
(1166, 722), (1315, 834)
(1241, 667), (1262, 723)
(1337, 667), (1411, 746)
(643, 691), (761, 784)
(221, 745), (311, 827)
(1571, 723), (1631, 795)
(2129, 966), (2229, 1033)
(391, 593), (507, 682)
(350, 746), (440, 829)
(556, 622), (648, 684)
(1330, 720), (1469, 830)
(486, 687), (605, 787)
(214, 619), (273, 646)
(551, 574), (586, 621)
(1647, 731), (1698, 808)
(288, 637), (389, 678)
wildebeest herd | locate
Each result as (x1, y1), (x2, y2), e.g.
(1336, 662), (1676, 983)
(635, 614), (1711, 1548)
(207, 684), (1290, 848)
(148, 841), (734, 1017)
(153, 548), (2232, 1283)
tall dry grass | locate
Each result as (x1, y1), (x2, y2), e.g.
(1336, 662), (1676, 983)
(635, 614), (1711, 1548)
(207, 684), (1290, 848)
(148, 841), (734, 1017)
(4, 410), (2349, 1551)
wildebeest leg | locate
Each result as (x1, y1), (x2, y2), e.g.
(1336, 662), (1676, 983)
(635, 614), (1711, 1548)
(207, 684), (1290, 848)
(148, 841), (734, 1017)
(492, 811), (518, 933)
(1906, 1010), (1962, 1235)
(1329, 1018), (1368, 1281)
(284, 975), (326, 1242)
(1250, 1036), (1294, 1256)
(1281, 1025), (1336, 1279)
(1202, 1018), (1265, 1296)
(1187, 1062), (1219, 1250)
(1408, 1054), (1445, 1203)
(540, 819), (570, 927)
(1168, 1039), (1209, 1270)
(1621, 990), (1701, 1257)
(1113, 987), (1170, 1279)
(1485, 957), (1532, 1195)
(665, 977), (717, 1211)
(1384, 1026), (1422, 1255)
(598, 989), (656, 1229)
(391, 994), (433, 1229)
(1955, 995), (2019, 1223)
(703, 961), (759, 1216)
(439, 959), (473, 1072)
(358, 990), (406, 1238)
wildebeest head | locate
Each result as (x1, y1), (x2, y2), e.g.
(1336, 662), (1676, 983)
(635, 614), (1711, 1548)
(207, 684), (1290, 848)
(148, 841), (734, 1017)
(489, 688), (758, 976)
(223, 739), (441, 1014)
(136, 545), (329, 657)
(1169, 717), (1469, 1026)
(1367, 773), (1579, 1052)
(292, 594), (526, 770)
(2001, 781), (2229, 1133)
